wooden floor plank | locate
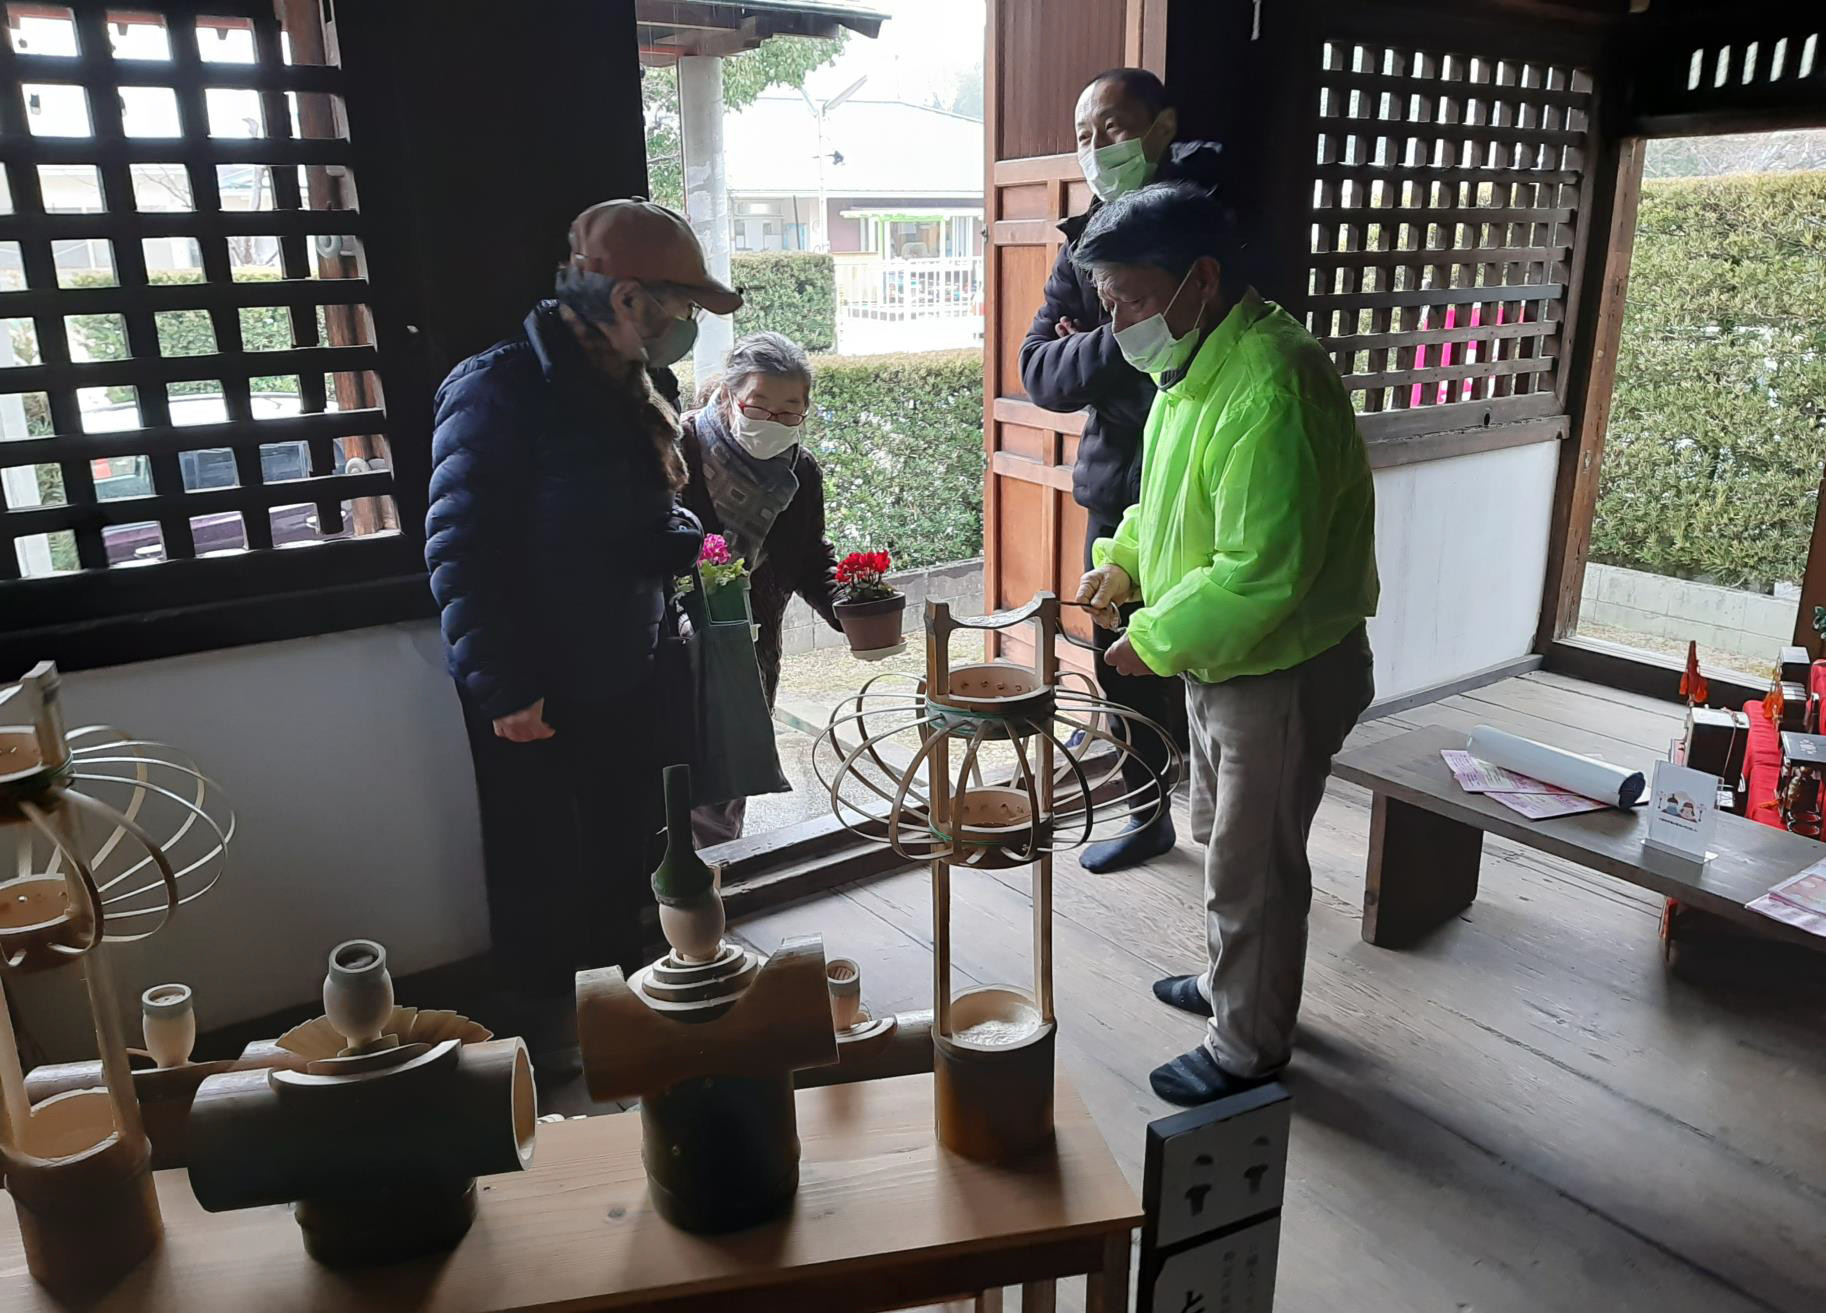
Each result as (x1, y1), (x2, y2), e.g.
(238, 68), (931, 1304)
(735, 674), (1826, 1313)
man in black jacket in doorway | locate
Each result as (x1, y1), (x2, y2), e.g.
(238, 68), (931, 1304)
(1019, 68), (1218, 872)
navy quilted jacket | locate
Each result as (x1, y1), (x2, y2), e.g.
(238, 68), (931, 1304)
(425, 301), (703, 720)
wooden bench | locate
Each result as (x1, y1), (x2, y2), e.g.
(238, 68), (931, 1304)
(1331, 724), (1826, 951)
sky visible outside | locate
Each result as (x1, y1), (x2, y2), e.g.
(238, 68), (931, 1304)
(800, 0), (986, 115)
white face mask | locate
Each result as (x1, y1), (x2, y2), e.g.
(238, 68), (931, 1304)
(1077, 124), (1162, 203)
(1112, 266), (1204, 377)
(729, 408), (799, 461)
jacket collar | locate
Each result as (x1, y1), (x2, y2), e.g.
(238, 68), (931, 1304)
(524, 299), (578, 384)
(1159, 288), (1267, 401)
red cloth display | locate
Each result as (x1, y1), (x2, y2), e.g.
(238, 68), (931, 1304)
(1743, 698), (1784, 830)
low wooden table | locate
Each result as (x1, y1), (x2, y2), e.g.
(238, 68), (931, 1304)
(1332, 725), (1826, 950)
(0, 1073), (1141, 1313)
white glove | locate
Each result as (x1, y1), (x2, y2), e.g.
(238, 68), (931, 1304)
(1076, 564), (1133, 630)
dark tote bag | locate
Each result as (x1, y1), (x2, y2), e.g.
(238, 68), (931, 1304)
(679, 570), (790, 808)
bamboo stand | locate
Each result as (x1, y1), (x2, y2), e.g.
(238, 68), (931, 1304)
(0, 662), (235, 1297)
(814, 593), (1180, 1164)
(186, 945), (535, 1268)
(577, 934), (838, 1233)
(925, 598), (1060, 1162)
(23, 1043), (310, 1171)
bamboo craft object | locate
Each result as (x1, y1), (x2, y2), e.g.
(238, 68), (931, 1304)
(0, 662), (232, 1298)
(577, 932), (838, 1233)
(186, 940), (535, 1268)
(814, 594), (1181, 1161)
(580, 775), (837, 1234)
(23, 1042), (309, 1171)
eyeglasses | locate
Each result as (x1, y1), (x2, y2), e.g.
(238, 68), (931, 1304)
(739, 403), (805, 428)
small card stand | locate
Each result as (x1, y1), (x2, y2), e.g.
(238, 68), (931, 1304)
(1644, 761), (1720, 865)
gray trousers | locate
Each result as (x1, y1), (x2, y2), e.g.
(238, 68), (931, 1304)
(1186, 626), (1375, 1076)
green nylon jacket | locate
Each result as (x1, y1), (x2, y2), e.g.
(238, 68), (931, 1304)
(1092, 289), (1380, 684)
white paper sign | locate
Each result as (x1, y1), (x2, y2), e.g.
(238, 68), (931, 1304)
(1152, 1088), (1290, 1246)
(1150, 1216), (1281, 1313)
(1645, 761), (1719, 862)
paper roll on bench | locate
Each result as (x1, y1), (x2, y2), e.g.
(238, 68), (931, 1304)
(1466, 725), (1646, 809)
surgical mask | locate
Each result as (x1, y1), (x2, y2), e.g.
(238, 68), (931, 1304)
(1112, 267), (1203, 377)
(730, 409), (798, 461)
(643, 313), (698, 368)
(1078, 128), (1160, 203)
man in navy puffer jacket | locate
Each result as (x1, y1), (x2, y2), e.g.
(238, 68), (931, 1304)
(427, 201), (740, 1039)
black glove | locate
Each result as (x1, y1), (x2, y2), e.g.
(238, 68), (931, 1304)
(653, 504), (704, 576)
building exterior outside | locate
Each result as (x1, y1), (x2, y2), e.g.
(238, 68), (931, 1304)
(722, 91), (984, 352)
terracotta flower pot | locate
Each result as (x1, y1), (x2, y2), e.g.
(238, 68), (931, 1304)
(834, 593), (906, 654)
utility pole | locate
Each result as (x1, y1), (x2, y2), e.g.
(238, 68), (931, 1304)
(800, 75), (866, 254)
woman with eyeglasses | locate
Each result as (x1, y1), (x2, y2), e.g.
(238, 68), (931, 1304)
(678, 331), (842, 844)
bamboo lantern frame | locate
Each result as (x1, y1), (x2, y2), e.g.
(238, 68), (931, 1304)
(815, 594), (1181, 1160)
(0, 661), (232, 1297)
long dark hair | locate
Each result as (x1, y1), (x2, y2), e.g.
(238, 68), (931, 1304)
(553, 279), (689, 495)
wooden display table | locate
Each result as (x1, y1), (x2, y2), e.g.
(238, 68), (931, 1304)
(0, 1073), (1141, 1313)
(1334, 724), (1826, 950)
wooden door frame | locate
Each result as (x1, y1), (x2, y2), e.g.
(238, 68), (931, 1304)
(980, 0), (1166, 674)
(1537, 8), (1826, 691)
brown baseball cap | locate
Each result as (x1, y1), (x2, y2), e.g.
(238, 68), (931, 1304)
(567, 199), (742, 315)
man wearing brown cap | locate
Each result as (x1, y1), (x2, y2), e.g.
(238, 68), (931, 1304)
(426, 200), (740, 1062)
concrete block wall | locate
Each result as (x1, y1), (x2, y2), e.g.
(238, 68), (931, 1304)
(1580, 563), (1798, 663)
(780, 558), (984, 656)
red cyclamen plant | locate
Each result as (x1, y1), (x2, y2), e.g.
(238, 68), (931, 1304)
(835, 550), (896, 603)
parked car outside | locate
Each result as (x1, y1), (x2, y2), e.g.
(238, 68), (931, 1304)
(85, 392), (379, 564)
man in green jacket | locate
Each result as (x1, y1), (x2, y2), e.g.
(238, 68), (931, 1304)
(1074, 182), (1379, 1106)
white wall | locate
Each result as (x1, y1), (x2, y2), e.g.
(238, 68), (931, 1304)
(1367, 441), (1561, 701)
(13, 622), (489, 1058)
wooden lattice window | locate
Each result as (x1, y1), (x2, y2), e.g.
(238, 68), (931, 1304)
(1307, 39), (1593, 436)
(0, 1), (396, 586)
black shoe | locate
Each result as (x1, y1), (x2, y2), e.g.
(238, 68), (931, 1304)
(1152, 974), (1212, 1017)
(1081, 813), (1177, 873)
(1150, 1046), (1279, 1107)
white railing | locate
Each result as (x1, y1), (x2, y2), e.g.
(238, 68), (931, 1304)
(835, 256), (983, 323)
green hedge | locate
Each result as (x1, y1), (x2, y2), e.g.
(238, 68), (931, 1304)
(804, 349), (984, 571)
(1589, 173), (1826, 591)
(731, 252), (835, 353)
(64, 271), (301, 402)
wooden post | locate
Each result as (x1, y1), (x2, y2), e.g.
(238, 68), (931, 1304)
(1361, 794), (1485, 947)
(930, 600), (956, 1039)
(1086, 1233), (1133, 1313)
(1034, 598), (1058, 1024)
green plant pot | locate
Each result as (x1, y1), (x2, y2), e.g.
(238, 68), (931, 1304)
(705, 579), (752, 627)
